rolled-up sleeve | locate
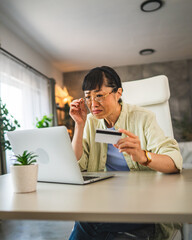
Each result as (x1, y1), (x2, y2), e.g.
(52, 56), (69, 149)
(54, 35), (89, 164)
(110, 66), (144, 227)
(78, 120), (90, 171)
(144, 112), (183, 171)
(78, 139), (89, 171)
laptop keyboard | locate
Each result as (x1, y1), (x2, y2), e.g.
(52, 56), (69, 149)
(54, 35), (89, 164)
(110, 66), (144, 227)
(83, 176), (99, 181)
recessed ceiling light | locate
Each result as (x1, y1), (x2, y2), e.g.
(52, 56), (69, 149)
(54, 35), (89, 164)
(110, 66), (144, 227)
(141, 0), (163, 12)
(139, 49), (155, 55)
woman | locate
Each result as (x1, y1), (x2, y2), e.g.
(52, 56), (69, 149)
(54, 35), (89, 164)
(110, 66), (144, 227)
(69, 66), (182, 240)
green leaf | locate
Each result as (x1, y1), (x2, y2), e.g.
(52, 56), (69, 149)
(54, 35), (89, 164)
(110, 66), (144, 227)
(14, 150), (38, 165)
(0, 98), (21, 151)
(4, 109), (8, 115)
(35, 114), (53, 128)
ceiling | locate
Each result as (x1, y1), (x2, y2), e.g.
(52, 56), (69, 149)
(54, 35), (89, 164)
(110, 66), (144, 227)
(0, 0), (192, 73)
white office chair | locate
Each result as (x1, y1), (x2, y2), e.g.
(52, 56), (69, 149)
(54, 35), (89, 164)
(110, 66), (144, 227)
(122, 75), (173, 138)
(113, 75), (181, 240)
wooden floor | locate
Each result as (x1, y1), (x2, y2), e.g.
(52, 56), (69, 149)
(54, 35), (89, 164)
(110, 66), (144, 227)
(0, 220), (74, 240)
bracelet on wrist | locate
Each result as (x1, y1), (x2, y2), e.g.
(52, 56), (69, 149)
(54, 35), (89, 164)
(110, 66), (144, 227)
(141, 150), (152, 166)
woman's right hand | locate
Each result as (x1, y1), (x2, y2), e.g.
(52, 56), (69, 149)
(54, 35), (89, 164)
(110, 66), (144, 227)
(69, 98), (87, 126)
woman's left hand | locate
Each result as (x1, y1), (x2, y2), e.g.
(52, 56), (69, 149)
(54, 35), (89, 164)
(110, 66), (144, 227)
(114, 128), (146, 164)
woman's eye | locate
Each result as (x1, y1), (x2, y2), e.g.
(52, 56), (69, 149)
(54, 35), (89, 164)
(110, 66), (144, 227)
(96, 94), (103, 98)
(85, 96), (91, 100)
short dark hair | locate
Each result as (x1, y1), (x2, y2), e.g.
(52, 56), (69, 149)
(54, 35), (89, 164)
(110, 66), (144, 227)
(82, 66), (122, 92)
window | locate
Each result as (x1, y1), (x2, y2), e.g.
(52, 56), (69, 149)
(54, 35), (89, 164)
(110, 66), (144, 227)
(0, 50), (54, 172)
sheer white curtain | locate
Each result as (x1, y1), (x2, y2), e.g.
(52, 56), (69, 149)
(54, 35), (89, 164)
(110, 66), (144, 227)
(0, 52), (51, 129)
(0, 51), (52, 172)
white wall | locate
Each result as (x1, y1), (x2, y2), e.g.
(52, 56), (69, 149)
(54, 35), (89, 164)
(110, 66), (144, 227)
(0, 23), (63, 87)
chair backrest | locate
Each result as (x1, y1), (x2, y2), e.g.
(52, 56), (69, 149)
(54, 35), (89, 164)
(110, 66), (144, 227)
(122, 75), (174, 138)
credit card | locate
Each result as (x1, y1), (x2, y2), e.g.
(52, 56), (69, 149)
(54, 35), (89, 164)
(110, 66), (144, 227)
(95, 129), (122, 144)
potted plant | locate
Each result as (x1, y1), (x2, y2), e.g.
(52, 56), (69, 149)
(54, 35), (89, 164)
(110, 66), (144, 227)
(10, 150), (38, 193)
(0, 98), (20, 174)
(35, 115), (53, 128)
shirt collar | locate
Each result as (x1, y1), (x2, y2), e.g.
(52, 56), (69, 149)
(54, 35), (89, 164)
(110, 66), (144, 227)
(99, 101), (126, 130)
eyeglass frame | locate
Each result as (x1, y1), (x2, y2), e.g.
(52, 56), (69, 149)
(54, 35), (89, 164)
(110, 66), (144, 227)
(83, 89), (116, 104)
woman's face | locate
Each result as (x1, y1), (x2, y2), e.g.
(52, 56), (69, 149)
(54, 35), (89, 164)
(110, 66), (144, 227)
(84, 84), (122, 120)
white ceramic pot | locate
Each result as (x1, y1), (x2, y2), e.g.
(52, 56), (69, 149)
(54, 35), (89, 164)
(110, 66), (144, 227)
(10, 164), (38, 193)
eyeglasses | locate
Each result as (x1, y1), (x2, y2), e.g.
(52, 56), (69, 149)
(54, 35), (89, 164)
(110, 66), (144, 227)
(84, 90), (114, 104)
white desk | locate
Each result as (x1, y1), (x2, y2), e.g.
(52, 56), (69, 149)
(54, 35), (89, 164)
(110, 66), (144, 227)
(0, 170), (192, 223)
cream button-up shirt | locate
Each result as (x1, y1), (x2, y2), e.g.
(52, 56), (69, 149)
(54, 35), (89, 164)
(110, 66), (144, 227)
(78, 102), (183, 172)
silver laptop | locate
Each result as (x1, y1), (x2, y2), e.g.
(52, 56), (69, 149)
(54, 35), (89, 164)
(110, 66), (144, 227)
(7, 126), (115, 185)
